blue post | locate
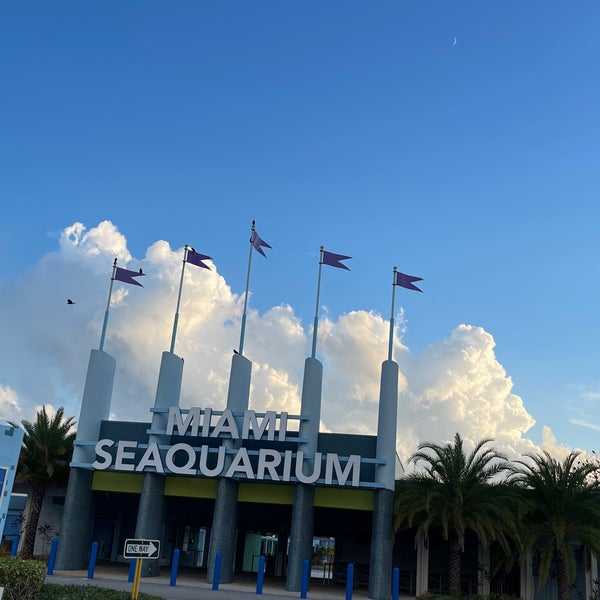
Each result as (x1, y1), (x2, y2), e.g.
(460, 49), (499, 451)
(9, 537), (18, 557)
(170, 549), (180, 587)
(128, 559), (136, 582)
(212, 551), (222, 590)
(392, 567), (399, 600)
(345, 562), (354, 600)
(300, 558), (310, 599)
(87, 541), (99, 579)
(47, 538), (59, 575)
(256, 555), (266, 594)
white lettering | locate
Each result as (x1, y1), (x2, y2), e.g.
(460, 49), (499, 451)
(295, 451), (322, 484)
(325, 454), (360, 487)
(198, 445), (225, 476)
(92, 439), (114, 470)
(135, 442), (165, 473)
(211, 409), (239, 439)
(201, 408), (212, 437)
(166, 407), (202, 436)
(242, 411), (277, 441)
(165, 443), (196, 475)
(283, 450), (293, 481)
(225, 447), (254, 478)
(256, 449), (281, 481)
(278, 412), (288, 441)
(115, 441), (138, 472)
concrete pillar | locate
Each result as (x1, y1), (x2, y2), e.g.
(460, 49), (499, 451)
(207, 353), (251, 584)
(286, 357), (323, 592)
(135, 351), (184, 577)
(369, 360), (399, 600)
(520, 550), (534, 600)
(585, 551), (598, 600)
(415, 532), (429, 596)
(369, 488), (395, 600)
(478, 543), (491, 596)
(56, 350), (115, 569)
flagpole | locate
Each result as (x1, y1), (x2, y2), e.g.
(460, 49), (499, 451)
(99, 258), (118, 352)
(311, 246), (325, 359)
(239, 221), (255, 355)
(388, 266), (397, 361)
(170, 246), (189, 353)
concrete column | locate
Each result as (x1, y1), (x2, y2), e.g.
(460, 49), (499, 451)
(369, 488), (395, 600)
(206, 477), (239, 583)
(520, 550), (534, 600)
(135, 351), (184, 577)
(286, 357), (323, 592)
(585, 551), (598, 600)
(415, 532), (429, 596)
(207, 353), (251, 584)
(478, 543), (491, 596)
(369, 360), (399, 600)
(56, 349), (116, 569)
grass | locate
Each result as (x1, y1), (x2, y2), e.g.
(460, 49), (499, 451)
(40, 583), (166, 599)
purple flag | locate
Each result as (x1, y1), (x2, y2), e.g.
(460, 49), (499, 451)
(250, 230), (272, 258)
(186, 249), (212, 269)
(322, 250), (351, 270)
(114, 266), (145, 287)
(394, 271), (423, 292)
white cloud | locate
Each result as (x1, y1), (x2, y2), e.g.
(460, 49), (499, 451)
(0, 385), (21, 423)
(0, 220), (573, 464)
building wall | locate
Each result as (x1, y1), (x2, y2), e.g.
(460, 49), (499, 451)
(0, 423), (24, 541)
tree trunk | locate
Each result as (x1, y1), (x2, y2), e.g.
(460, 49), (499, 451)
(556, 550), (571, 600)
(20, 488), (44, 559)
(449, 534), (462, 597)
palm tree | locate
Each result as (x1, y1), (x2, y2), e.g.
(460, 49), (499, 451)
(394, 433), (519, 597)
(512, 451), (600, 600)
(11, 406), (76, 559)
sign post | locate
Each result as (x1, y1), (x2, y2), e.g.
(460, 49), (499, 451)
(123, 539), (161, 599)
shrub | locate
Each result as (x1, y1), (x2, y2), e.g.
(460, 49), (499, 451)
(40, 583), (165, 599)
(0, 555), (46, 600)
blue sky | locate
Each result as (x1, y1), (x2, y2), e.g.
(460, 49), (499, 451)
(1, 2), (599, 459)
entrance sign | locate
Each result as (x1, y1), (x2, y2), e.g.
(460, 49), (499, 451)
(123, 539), (160, 560)
(92, 407), (375, 488)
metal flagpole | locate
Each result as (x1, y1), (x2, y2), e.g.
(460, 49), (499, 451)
(238, 221), (255, 355)
(99, 258), (118, 352)
(311, 246), (325, 359)
(388, 266), (397, 361)
(170, 246), (189, 353)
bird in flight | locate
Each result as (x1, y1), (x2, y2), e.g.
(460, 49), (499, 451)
(67, 299), (75, 305)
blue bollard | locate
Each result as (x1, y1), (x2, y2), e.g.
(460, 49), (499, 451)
(392, 567), (399, 600)
(128, 559), (136, 582)
(345, 562), (354, 600)
(9, 537), (18, 557)
(256, 555), (266, 594)
(212, 551), (222, 590)
(170, 548), (180, 587)
(47, 538), (59, 575)
(87, 541), (99, 579)
(300, 558), (310, 599)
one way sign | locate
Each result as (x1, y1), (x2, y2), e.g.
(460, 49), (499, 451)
(123, 539), (161, 560)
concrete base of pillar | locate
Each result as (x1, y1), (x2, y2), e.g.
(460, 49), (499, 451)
(369, 488), (394, 600)
(207, 478), (239, 584)
(286, 483), (315, 592)
(135, 472), (166, 577)
(55, 468), (95, 570)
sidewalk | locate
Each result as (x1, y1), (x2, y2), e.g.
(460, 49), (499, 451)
(45, 564), (386, 600)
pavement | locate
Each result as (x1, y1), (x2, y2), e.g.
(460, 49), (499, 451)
(45, 564), (392, 600)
